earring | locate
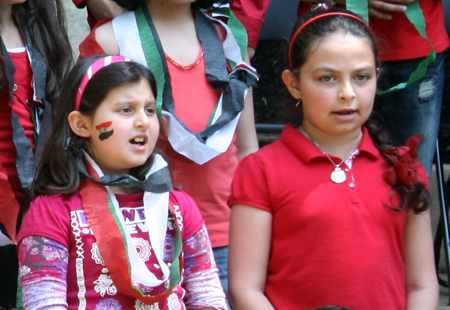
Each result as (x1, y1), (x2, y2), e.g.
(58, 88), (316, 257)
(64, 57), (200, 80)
(295, 99), (302, 107)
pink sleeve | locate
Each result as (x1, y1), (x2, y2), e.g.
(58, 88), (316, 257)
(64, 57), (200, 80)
(17, 194), (74, 248)
(228, 153), (272, 213)
(169, 190), (204, 241)
(182, 225), (227, 310)
(19, 236), (69, 309)
(231, 0), (272, 48)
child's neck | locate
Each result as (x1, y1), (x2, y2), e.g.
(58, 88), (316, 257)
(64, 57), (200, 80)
(110, 186), (141, 195)
(0, 6), (24, 49)
(147, 1), (201, 66)
(147, 1), (193, 24)
(299, 124), (363, 161)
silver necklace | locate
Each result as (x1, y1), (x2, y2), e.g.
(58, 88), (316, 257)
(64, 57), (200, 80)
(300, 127), (361, 184)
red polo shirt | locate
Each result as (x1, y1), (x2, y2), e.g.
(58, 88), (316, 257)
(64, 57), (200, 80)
(229, 124), (427, 310)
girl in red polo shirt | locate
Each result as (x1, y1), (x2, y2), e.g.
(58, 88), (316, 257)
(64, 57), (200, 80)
(0, 0), (73, 308)
(228, 9), (438, 310)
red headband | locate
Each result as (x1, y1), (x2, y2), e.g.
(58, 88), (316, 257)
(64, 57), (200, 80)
(75, 55), (132, 111)
(288, 12), (370, 70)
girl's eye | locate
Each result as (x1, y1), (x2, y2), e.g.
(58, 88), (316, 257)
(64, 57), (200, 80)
(146, 107), (156, 114)
(120, 107), (132, 113)
(320, 75), (335, 82)
(355, 74), (370, 82)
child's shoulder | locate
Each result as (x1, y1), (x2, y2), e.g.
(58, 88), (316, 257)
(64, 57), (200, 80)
(18, 193), (79, 246)
(93, 19), (119, 55)
(30, 192), (83, 214)
(242, 125), (299, 163)
(169, 190), (199, 214)
(169, 190), (204, 239)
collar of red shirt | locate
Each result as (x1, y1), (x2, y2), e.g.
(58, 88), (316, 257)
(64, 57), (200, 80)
(280, 124), (379, 164)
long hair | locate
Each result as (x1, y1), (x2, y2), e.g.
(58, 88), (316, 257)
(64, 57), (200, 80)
(12, 0), (73, 104)
(31, 56), (159, 199)
(111, 0), (231, 11)
(287, 9), (430, 213)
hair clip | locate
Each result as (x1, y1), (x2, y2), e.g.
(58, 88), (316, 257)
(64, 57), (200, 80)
(64, 137), (72, 151)
(311, 0), (336, 11)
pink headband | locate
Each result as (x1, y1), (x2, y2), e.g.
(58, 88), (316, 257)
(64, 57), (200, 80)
(288, 12), (370, 70)
(75, 55), (132, 110)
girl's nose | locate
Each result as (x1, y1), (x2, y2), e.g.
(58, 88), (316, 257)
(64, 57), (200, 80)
(135, 109), (150, 128)
(339, 81), (356, 101)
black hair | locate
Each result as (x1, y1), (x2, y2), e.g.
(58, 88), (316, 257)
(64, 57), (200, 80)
(11, 0), (73, 104)
(111, 0), (231, 11)
(288, 8), (378, 74)
(31, 55), (159, 199)
(287, 9), (430, 213)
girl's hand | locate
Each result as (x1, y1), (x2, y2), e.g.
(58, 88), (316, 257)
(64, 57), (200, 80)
(368, 0), (417, 20)
(84, 0), (125, 21)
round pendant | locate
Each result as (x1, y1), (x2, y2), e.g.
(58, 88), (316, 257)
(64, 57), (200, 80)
(331, 167), (346, 184)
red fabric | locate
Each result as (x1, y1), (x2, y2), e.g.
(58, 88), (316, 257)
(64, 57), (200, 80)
(156, 55), (235, 248)
(166, 52), (221, 133)
(231, 0), (272, 48)
(383, 135), (425, 188)
(78, 19), (111, 58)
(72, 0), (84, 7)
(0, 157), (21, 241)
(0, 51), (35, 208)
(80, 18), (238, 248)
(371, 0), (449, 61)
(235, 0), (449, 61)
(72, 0), (97, 29)
(18, 190), (204, 309)
(229, 125), (428, 310)
(159, 136), (236, 248)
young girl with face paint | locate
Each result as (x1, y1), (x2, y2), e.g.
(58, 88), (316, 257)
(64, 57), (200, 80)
(228, 9), (439, 310)
(16, 55), (227, 310)
(0, 0), (73, 307)
(78, 0), (259, 294)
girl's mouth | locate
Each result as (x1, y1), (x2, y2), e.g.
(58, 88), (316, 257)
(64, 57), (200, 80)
(130, 136), (147, 145)
(334, 110), (356, 115)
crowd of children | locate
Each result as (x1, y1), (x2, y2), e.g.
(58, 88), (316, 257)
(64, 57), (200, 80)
(0, 0), (447, 309)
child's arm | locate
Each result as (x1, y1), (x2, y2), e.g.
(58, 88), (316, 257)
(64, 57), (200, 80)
(404, 211), (439, 310)
(18, 236), (69, 309)
(95, 21), (120, 55)
(182, 225), (227, 310)
(83, 0), (124, 22)
(235, 54), (259, 161)
(228, 204), (275, 310)
(235, 86), (259, 161)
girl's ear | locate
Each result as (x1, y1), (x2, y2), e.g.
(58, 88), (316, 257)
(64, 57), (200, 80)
(68, 111), (91, 138)
(282, 69), (302, 100)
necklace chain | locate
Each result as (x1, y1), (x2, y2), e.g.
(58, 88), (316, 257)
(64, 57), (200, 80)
(299, 126), (361, 184)
(164, 51), (204, 71)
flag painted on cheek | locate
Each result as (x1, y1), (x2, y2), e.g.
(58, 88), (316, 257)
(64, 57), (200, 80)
(96, 121), (114, 141)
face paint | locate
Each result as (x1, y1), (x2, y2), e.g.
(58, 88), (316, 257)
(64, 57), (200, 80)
(95, 121), (114, 141)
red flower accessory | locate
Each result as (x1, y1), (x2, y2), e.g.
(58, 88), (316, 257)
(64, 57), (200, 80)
(383, 135), (425, 189)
